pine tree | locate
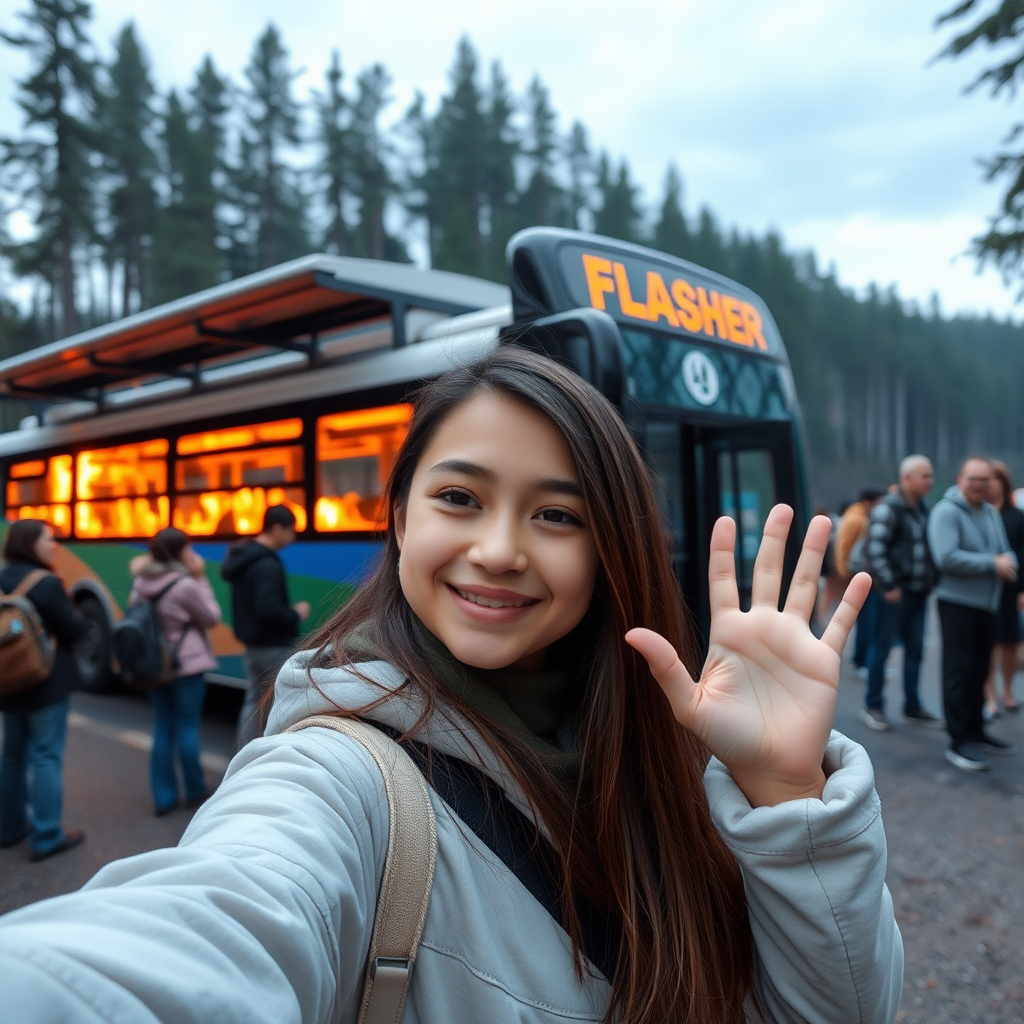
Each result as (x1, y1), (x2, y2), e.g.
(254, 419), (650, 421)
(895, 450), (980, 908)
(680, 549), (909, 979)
(481, 60), (518, 280)
(99, 21), (159, 316)
(315, 50), (351, 255)
(593, 154), (642, 243)
(431, 38), (487, 274)
(653, 164), (690, 258)
(349, 64), (405, 261)
(231, 24), (309, 273)
(150, 81), (224, 304)
(1, 0), (99, 338)
(564, 120), (592, 231)
(401, 89), (440, 264)
(521, 76), (562, 227)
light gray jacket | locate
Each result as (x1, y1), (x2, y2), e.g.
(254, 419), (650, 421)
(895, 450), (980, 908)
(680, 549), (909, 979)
(0, 653), (903, 1024)
(927, 485), (1017, 612)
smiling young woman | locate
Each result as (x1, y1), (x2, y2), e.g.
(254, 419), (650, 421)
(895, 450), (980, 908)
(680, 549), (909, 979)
(0, 348), (901, 1024)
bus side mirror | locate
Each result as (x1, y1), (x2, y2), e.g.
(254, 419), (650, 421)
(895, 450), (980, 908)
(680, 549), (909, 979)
(499, 308), (626, 409)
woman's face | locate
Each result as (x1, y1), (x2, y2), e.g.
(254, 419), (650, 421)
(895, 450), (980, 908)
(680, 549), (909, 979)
(33, 526), (57, 568)
(396, 391), (600, 671)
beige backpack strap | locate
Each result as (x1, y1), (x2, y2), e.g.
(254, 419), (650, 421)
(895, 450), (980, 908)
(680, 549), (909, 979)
(286, 714), (437, 1024)
(7, 569), (52, 598)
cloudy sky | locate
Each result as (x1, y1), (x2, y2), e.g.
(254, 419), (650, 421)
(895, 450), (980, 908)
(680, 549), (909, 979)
(1, 0), (1021, 319)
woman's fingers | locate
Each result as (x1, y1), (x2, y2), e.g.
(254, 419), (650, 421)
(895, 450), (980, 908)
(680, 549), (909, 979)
(820, 572), (872, 656)
(625, 628), (701, 730)
(750, 504), (794, 608)
(708, 516), (740, 616)
(783, 514), (833, 621)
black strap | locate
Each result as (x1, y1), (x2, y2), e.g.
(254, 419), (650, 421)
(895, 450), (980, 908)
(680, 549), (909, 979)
(371, 723), (621, 980)
(153, 575), (186, 604)
(152, 575), (193, 670)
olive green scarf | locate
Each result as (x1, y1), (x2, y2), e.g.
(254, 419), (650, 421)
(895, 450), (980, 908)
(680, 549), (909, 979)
(344, 616), (580, 780)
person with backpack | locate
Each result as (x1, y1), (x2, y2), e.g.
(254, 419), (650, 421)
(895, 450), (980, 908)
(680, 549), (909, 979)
(0, 350), (901, 1023)
(0, 520), (89, 861)
(128, 528), (222, 815)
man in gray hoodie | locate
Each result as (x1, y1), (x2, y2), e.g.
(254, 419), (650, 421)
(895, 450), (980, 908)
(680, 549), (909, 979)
(928, 456), (1019, 771)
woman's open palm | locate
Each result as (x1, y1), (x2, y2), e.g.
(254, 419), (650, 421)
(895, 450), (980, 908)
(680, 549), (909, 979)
(626, 505), (871, 807)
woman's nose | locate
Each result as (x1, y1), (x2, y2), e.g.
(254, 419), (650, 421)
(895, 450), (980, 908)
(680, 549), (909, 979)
(468, 514), (528, 574)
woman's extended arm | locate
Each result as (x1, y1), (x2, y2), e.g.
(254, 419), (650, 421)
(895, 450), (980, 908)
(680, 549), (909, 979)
(0, 731), (387, 1024)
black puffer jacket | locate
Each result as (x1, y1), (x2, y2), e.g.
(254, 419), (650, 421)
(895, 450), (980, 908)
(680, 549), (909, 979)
(220, 541), (299, 647)
(0, 561), (89, 714)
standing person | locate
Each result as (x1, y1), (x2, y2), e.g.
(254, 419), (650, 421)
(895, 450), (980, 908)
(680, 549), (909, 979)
(861, 456), (941, 731)
(221, 506), (310, 747)
(983, 461), (1024, 717)
(834, 487), (885, 670)
(0, 348), (901, 1023)
(0, 520), (88, 861)
(928, 456), (1019, 771)
(129, 528), (222, 816)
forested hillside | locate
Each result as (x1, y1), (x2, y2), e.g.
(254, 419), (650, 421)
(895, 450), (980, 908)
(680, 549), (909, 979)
(2, 2), (1023, 499)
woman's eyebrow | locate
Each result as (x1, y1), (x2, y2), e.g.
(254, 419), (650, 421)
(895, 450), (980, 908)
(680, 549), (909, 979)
(428, 459), (583, 498)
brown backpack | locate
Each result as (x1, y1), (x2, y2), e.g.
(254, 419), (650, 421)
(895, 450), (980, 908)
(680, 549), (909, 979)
(0, 569), (56, 696)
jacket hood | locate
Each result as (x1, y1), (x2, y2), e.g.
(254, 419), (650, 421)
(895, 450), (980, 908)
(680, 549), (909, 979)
(265, 651), (539, 828)
(220, 540), (276, 582)
(942, 484), (994, 515)
(130, 555), (189, 598)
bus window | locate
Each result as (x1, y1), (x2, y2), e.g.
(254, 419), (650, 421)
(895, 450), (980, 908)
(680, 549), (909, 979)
(315, 404), (412, 531)
(173, 421), (306, 536)
(4, 455), (73, 537)
(75, 440), (169, 538)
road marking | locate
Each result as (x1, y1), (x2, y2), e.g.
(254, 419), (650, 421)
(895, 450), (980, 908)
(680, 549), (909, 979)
(68, 712), (231, 773)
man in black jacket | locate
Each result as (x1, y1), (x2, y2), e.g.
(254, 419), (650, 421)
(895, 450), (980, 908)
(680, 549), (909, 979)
(862, 455), (941, 731)
(221, 506), (309, 747)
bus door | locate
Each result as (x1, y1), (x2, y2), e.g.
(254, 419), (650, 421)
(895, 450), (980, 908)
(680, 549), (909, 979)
(646, 418), (801, 643)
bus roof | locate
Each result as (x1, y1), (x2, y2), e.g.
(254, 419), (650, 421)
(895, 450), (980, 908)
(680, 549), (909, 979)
(0, 254), (509, 407)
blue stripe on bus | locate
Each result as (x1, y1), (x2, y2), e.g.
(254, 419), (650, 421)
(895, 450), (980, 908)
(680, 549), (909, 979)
(191, 540), (383, 584)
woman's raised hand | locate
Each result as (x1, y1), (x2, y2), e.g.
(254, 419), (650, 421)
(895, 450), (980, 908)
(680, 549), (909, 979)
(626, 505), (871, 807)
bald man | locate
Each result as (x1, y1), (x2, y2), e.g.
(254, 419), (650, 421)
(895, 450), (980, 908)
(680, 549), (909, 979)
(861, 455), (940, 731)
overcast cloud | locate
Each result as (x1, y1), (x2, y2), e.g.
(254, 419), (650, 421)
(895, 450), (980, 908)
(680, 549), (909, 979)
(1, 0), (1020, 318)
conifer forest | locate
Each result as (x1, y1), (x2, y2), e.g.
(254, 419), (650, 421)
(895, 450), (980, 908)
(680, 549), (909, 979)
(2, 1), (1024, 501)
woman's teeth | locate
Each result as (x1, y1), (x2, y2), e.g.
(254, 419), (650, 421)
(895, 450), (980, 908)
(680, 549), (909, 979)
(455, 588), (531, 609)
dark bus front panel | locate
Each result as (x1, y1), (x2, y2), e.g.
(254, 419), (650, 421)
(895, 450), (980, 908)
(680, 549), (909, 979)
(646, 417), (802, 643)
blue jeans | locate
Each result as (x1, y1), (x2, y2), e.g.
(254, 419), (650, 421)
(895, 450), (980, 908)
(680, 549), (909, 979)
(866, 591), (928, 714)
(853, 588), (880, 669)
(0, 699), (72, 856)
(149, 675), (207, 812)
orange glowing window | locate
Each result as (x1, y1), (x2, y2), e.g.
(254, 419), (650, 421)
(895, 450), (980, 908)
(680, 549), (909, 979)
(5, 455), (73, 536)
(74, 441), (168, 538)
(314, 404), (412, 532)
(177, 419), (303, 456)
(173, 487), (306, 537)
(176, 446), (303, 492)
(9, 460), (46, 479)
(5, 504), (72, 538)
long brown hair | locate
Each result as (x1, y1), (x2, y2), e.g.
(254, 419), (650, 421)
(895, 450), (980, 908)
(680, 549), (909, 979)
(308, 347), (752, 1022)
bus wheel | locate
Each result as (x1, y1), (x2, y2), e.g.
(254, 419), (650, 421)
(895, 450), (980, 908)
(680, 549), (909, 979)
(75, 594), (115, 692)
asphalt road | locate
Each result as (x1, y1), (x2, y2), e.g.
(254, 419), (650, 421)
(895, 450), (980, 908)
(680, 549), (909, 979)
(0, 609), (1022, 1022)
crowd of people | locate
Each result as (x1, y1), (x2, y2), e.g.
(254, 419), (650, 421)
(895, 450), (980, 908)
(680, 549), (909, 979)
(828, 454), (1024, 773)
(0, 505), (309, 861)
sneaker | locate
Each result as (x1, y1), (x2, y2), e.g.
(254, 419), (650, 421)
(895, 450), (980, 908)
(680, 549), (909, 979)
(945, 745), (990, 772)
(975, 733), (1017, 756)
(860, 707), (891, 731)
(903, 708), (944, 729)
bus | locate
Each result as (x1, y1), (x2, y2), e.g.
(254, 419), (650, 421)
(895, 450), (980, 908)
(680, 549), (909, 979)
(0, 228), (811, 690)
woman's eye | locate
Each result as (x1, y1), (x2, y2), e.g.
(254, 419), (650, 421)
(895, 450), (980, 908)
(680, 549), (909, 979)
(537, 508), (583, 526)
(437, 488), (478, 508)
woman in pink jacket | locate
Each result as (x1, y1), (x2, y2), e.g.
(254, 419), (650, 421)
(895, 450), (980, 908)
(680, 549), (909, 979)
(129, 528), (222, 815)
